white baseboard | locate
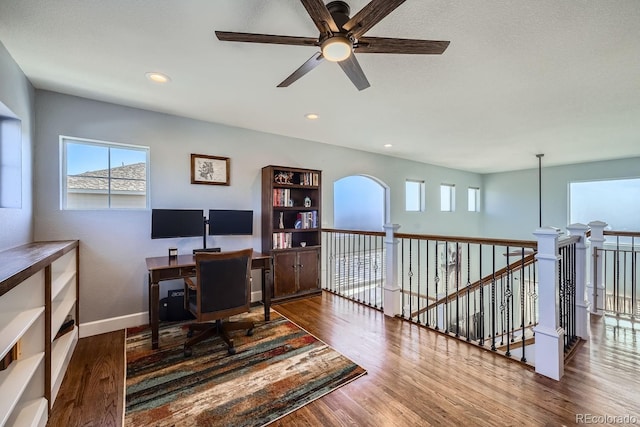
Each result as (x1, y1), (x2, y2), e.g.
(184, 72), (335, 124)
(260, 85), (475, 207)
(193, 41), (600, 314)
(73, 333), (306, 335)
(79, 312), (148, 338)
(80, 290), (264, 338)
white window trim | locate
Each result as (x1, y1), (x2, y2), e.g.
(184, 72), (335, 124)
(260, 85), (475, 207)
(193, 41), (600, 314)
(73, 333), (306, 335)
(468, 187), (480, 212)
(440, 183), (455, 212)
(405, 179), (426, 212)
(60, 135), (150, 210)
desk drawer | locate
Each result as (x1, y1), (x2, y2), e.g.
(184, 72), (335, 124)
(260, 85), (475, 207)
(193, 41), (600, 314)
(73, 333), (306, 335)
(180, 266), (196, 277)
(153, 266), (196, 281)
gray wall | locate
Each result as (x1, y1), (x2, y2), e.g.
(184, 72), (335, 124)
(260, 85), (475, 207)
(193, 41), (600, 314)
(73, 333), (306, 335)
(33, 90), (483, 324)
(0, 41), (34, 250)
(482, 157), (640, 240)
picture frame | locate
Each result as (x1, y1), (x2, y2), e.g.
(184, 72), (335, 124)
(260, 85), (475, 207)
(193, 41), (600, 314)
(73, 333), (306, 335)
(190, 154), (230, 185)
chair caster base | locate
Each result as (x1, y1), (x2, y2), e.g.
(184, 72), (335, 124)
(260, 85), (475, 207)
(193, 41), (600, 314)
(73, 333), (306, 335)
(246, 328), (254, 337)
(184, 345), (193, 357)
(227, 347), (236, 355)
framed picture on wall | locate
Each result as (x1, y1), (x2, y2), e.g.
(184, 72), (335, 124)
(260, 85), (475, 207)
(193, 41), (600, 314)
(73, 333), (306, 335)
(190, 154), (230, 185)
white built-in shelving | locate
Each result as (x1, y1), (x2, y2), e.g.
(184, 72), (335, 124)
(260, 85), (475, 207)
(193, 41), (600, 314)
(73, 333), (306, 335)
(0, 240), (79, 426)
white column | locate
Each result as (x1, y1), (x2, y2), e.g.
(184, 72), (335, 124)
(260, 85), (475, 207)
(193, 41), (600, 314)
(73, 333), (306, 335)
(566, 223), (590, 340)
(383, 223), (401, 317)
(533, 227), (564, 381)
(588, 221), (607, 315)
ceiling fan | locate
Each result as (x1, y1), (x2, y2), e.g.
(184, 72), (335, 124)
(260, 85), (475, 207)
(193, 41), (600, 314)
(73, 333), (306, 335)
(215, 0), (450, 91)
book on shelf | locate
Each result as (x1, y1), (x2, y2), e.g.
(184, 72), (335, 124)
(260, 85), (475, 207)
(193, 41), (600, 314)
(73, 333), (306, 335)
(299, 172), (319, 186)
(272, 232), (292, 249)
(296, 211), (318, 229)
(273, 188), (292, 207)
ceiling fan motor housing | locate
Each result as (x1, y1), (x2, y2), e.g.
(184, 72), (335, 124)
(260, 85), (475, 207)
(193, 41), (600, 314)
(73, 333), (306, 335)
(326, 1), (351, 34)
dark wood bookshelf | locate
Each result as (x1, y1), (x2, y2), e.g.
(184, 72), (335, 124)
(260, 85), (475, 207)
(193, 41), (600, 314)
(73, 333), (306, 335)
(261, 165), (322, 302)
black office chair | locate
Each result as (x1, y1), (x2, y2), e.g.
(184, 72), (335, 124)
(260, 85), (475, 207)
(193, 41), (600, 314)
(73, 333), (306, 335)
(183, 248), (254, 356)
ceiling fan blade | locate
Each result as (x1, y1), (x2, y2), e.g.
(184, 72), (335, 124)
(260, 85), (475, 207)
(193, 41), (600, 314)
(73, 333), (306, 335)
(300, 0), (340, 34)
(356, 37), (450, 54)
(343, 0), (406, 39)
(277, 52), (325, 87)
(215, 31), (317, 47)
(338, 55), (370, 91)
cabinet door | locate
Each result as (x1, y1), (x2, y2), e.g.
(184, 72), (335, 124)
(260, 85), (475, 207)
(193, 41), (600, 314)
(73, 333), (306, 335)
(297, 249), (319, 292)
(273, 252), (298, 298)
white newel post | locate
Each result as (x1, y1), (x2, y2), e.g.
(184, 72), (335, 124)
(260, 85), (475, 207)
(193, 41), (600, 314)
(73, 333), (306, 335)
(383, 223), (401, 317)
(587, 221), (607, 315)
(566, 223), (590, 340)
(533, 227), (564, 381)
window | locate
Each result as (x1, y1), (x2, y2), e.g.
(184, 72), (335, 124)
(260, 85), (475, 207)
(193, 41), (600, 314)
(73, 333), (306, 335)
(468, 187), (480, 212)
(570, 178), (640, 233)
(0, 101), (21, 208)
(335, 175), (386, 230)
(60, 136), (149, 210)
(405, 179), (425, 212)
(440, 184), (455, 212)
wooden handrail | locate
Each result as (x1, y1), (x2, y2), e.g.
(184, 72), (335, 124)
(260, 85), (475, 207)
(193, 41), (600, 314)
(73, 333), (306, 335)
(394, 232), (538, 249)
(322, 228), (538, 249)
(409, 252), (537, 318)
(322, 228), (385, 237)
(604, 230), (640, 238)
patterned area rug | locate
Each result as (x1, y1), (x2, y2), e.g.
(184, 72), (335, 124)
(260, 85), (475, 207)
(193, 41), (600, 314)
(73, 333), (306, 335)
(125, 308), (366, 426)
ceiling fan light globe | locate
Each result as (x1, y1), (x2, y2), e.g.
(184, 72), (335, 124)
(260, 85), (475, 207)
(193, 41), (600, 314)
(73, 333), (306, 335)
(321, 37), (352, 62)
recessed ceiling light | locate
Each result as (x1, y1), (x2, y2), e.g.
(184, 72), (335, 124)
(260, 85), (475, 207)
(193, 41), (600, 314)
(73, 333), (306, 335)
(384, 144), (393, 148)
(145, 72), (171, 84)
(305, 113), (319, 120)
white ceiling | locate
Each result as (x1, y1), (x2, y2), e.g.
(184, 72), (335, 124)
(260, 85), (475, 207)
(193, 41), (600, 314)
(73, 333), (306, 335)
(1, 0), (639, 173)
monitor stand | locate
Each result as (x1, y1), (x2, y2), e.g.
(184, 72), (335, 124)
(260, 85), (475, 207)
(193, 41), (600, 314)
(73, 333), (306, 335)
(193, 247), (221, 254)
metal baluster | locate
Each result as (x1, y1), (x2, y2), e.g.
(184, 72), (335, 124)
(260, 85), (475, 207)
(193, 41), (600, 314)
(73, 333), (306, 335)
(491, 245), (496, 351)
(499, 276), (505, 347)
(571, 243), (577, 343)
(349, 233), (354, 301)
(455, 242), (460, 337)
(466, 243), (471, 342)
(520, 247), (527, 363)
(401, 238), (406, 318)
(479, 244), (484, 346)
(434, 240), (440, 331)
(633, 237), (637, 320)
(367, 235), (372, 307)
(559, 246), (564, 349)
(425, 239), (430, 327)
(505, 247), (511, 357)
(616, 236), (620, 315)
(374, 235), (380, 309)
(416, 239), (421, 324)
(380, 234), (384, 312)
(408, 239), (414, 321)
(444, 241), (449, 333)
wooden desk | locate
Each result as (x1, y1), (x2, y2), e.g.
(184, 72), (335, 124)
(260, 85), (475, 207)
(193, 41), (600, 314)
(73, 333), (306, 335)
(145, 250), (272, 350)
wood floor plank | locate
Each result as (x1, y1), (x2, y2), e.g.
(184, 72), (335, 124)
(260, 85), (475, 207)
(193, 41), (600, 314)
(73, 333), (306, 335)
(47, 330), (124, 427)
(49, 292), (640, 426)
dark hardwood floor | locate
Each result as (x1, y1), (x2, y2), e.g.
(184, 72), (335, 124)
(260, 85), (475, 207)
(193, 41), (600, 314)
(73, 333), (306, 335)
(48, 329), (125, 426)
(48, 292), (640, 426)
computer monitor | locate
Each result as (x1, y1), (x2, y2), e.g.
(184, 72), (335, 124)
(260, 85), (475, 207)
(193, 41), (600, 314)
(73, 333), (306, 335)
(208, 209), (253, 236)
(151, 209), (204, 239)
